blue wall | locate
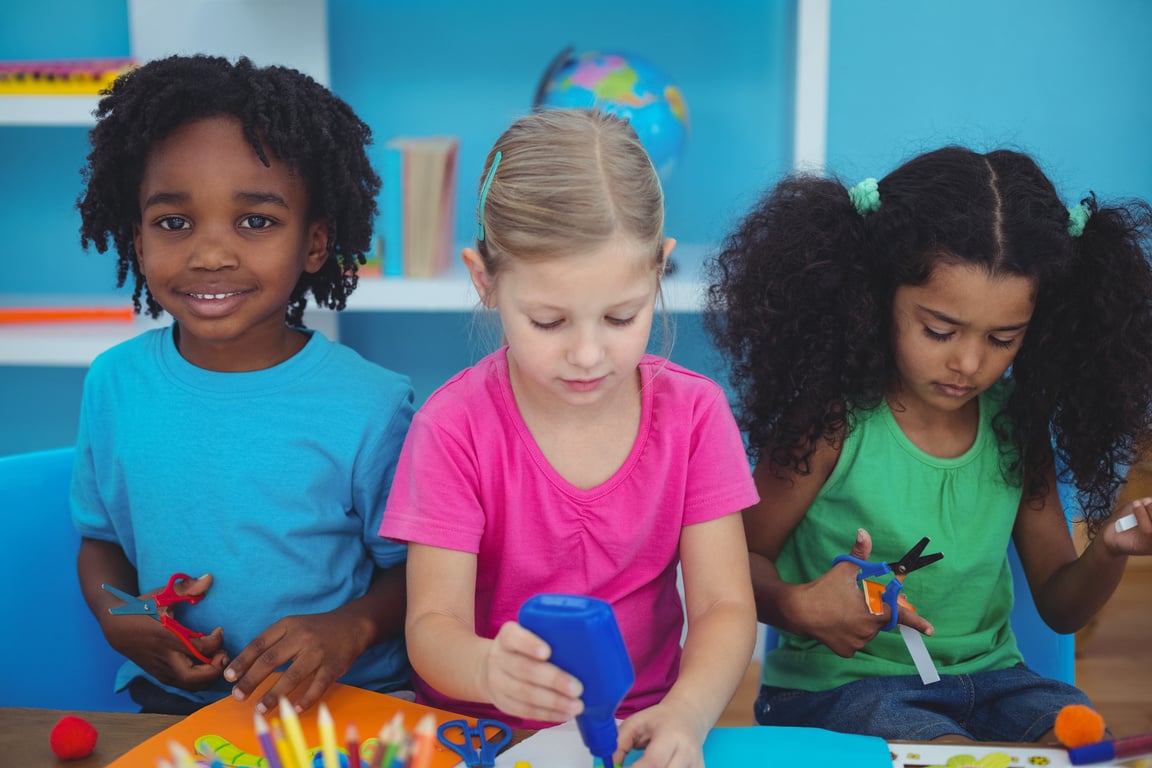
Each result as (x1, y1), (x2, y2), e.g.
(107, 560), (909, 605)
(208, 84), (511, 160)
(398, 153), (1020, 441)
(824, 0), (1152, 205)
(3, 0), (1151, 455)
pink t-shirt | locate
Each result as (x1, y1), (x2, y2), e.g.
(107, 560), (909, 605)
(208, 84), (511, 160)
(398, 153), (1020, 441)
(380, 348), (758, 727)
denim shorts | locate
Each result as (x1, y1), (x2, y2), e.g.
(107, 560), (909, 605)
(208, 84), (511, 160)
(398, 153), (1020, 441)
(753, 664), (1093, 742)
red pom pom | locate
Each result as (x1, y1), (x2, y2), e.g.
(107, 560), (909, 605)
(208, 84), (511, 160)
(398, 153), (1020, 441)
(1054, 703), (1106, 748)
(49, 715), (98, 760)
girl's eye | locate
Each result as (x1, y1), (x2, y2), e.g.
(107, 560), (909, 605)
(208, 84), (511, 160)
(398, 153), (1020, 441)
(240, 215), (273, 229)
(989, 336), (1016, 350)
(607, 316), (637, 327)
(922, 326), (953, 342)
(530, 319), (563, 331)
(156, 216), (189, 231)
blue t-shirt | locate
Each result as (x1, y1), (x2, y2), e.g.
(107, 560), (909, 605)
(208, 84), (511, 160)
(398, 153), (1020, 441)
(71, 326), (414, 704)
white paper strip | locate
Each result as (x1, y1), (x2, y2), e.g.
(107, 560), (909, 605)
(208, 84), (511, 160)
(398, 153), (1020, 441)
(899, 624), (940, 685)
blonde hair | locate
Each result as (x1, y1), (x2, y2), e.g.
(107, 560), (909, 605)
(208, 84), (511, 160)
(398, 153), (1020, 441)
(475, 108), (665, 275)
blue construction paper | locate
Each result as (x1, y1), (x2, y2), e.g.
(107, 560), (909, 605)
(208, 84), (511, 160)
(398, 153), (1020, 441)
(496, 721), (891, 767)
(704, 726), (892, 766)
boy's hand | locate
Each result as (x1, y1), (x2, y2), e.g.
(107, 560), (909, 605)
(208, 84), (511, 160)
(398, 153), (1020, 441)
(479, 621), (585, 724)
(224, 611), (368, 714)
(104, 574), (227, 690)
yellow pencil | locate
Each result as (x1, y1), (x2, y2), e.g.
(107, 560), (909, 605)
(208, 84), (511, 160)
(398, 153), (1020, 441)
(271, 719), (298, 768)
(278, 697), (311, 768)
(318, 703), (340, 768)
(168, 740), (198, 768)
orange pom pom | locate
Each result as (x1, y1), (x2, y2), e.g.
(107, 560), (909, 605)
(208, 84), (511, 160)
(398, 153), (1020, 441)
(49, 715), (98, 760)
(1054, 704), (1106, 748)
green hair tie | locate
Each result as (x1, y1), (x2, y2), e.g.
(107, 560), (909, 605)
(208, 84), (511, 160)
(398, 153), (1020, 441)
(1067, 203), (1090, 238)
(476, 151), (502, 242)
(849, 178), (881, 216)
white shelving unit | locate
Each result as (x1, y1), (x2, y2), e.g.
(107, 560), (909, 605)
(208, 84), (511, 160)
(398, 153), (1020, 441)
(0, 250), (709, 367)
(0, 95), (100, 126)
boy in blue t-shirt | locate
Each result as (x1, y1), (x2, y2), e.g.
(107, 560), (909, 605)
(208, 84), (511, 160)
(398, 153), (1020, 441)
(71, 54), (413, 715)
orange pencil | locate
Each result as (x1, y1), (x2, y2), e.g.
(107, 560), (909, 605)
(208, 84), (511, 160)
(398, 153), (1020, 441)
(408, 714), (437, 768)
(0, 305), (134, 324)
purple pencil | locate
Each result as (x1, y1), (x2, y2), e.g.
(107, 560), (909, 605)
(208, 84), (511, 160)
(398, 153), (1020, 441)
(254, 710), (284, 768)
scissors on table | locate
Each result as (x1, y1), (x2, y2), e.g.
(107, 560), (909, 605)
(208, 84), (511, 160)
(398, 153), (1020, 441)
(101, 572), (212, 663)
(833, 536), (943, 631)
(437, 718), (512, 767)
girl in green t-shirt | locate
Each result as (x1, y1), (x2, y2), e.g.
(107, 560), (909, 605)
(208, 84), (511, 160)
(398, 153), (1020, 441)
(706, 146), (1152, 742)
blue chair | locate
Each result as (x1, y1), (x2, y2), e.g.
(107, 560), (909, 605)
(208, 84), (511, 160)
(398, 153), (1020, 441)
(0, 446), (135, 711)
(760, 541), (1075, 684)
(1007, 539), (1075, 684)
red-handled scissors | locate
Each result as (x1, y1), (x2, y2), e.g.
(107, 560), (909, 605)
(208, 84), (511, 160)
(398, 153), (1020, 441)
(102, 573), (212, 663)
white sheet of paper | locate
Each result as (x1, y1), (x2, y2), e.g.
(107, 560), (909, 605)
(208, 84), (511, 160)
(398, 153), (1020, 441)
(493, 719), (602, 768)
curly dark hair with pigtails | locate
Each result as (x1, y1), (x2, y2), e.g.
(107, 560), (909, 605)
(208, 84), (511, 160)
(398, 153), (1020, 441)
(77, 54), (381, 327)
(706, 146), (1152, 535)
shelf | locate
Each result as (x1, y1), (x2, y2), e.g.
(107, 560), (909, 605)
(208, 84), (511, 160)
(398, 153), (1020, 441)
(0, 95), (100, 126)
(0, 245), (711, 366)
(349, 242), (710, 313)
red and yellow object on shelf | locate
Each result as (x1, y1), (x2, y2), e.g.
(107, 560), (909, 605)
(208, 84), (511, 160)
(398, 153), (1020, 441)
(0, 57), (136, 95)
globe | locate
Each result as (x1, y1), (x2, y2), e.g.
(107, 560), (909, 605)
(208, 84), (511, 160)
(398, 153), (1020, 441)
(535, 48), (690, 181)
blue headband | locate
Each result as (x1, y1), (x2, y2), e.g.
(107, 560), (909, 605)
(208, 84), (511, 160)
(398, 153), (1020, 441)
(476, 151), (502, 242)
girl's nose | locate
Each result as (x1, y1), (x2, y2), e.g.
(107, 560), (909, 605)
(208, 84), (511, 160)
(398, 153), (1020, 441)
(947, 340), (982, 376)
(568, 327), (605, 370)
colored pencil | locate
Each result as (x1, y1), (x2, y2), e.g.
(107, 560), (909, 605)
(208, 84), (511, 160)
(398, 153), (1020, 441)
(345, 722), (362, 768)
(408, 714), (437, 768)
(318, 703), (340, 768)
(375, 716), (401, 768)
(254, 711), (284, 768)
(279, 698), (311, 768)
(168, 740), (199, 768)
(271, 719), (298, 768)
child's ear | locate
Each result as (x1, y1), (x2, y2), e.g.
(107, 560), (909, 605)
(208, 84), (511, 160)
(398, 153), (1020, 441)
(132, 223), (145, 274)
(302, 220), (330, 274)
(462, 247), (496, 307)
(660, 237), (677, 274)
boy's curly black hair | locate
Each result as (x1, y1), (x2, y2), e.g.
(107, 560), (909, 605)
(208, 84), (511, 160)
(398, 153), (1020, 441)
(705, 146), (1152, 534)
(77, 54), (381, 327)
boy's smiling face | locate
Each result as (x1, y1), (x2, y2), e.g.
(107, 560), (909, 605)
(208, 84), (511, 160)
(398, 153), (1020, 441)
(132, 115), (328, 372)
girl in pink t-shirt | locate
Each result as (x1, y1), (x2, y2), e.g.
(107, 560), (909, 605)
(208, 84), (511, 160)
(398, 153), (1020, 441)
(381, 108), (758, 768)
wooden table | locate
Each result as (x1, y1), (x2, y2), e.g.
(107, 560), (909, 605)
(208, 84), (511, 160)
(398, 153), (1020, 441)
(1, 707), (180, 768)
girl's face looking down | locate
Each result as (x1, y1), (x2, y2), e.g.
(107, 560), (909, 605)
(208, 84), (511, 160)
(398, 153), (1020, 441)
(890, 260), (1036, 419)
(132, 115), (328, 372)
(465, 235), (672, 414)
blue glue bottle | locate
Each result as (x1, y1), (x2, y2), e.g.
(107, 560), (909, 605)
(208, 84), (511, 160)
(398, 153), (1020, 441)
(518, 594), (635, 768)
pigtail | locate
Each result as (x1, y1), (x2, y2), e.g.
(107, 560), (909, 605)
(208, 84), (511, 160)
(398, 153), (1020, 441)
(1040, 194), (1152, 532)
(705, 175), (887, 472)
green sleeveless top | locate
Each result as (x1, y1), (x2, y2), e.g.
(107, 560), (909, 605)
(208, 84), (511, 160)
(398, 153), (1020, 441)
(762, 381), (1025, 691)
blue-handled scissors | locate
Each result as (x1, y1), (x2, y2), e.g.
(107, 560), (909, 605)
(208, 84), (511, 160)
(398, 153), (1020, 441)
(436, 719), (512, 767)
(832, 536), (943, 631)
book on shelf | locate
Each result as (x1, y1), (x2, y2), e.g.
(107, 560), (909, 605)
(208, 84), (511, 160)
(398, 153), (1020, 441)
(380, 135), (459, 279)
(0, 57), (136, 95)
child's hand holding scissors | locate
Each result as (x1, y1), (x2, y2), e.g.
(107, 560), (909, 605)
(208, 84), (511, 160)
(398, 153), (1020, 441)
(802, 528), (937, 657)
(101, 573), (227, 689)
